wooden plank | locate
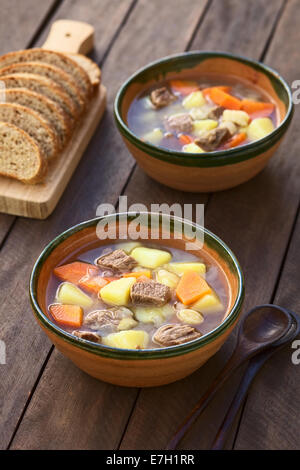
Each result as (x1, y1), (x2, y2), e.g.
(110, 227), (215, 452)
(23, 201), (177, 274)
(0, 85), (107, 219)
(7, 0), (210, 450)
(0, 0), (136, 449)
(118, 0), (295, 450)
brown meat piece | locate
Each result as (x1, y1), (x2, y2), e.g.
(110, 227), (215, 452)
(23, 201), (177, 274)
(84, 308), (133, 330)
(153, 324), (201, 346)
(96, 249), (137, 272)
(150, 87), (176, 108)
(72, 330), (102, 343)
(195, 126), (230, 151)
(130, 280), (171, 306)
(166, 113), (193, 134)
(207, 106), (225, 120)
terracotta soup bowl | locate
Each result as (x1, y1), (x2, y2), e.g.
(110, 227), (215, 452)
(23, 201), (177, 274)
(114, 51), (293, 192)
(30, 213), (244, 387)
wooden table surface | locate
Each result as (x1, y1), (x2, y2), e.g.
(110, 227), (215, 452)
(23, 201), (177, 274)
(0, 0), (299, 450)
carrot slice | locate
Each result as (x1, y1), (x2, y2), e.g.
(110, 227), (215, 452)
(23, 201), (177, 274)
(49, 304), (83, 327)
(53, 262), (99, 284)
(202, 86), (231, 98)
(179, 134), (193, 145)
(208, 88), (241, 110)
(169, 80), (199, 96)
(225, 132), (247, 149)
(176, 271), (212, 305)
(123, 271), (151, 279)
(78, 275), (109, 294)
(241, 99), (275, 116)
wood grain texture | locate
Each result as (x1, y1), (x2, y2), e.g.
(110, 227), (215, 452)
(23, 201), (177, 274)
(7, 0), (210, 450)
(119, 0), (294, 450)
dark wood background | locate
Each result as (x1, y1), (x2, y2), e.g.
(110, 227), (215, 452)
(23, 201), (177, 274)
(0, 0), (299, 450)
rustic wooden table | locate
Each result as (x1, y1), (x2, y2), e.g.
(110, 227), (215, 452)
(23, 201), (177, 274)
(0, 0), (299, 450)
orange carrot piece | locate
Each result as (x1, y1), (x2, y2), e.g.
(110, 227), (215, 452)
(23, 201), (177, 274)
(176, 271), (212, 305)
(78, 275), (109, 294)
(123, 271), (151, 279)
(202, 86), (231, 98)
(225, 132), (247, 149)
(53, 262), (99, 284)
(241, 99), (274, 116)
(179, 134), (193, 145)
(169, 80), (199, 96)
(49, 304), (83, 327)
(208, 88), (242, 110)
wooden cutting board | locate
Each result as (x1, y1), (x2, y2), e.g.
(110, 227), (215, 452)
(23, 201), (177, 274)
(0, 20), (107, 219)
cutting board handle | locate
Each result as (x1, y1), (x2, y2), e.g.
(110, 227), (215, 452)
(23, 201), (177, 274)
(42, 19), (94, 55)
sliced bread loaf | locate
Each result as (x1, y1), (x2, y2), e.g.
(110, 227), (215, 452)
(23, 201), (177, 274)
(0, 103), (58, 160)
(3, 88), (70, 148)
(66, 53), (101, 87)
(0, 121), (47, 183)
(0, 73), (76, 122)
(0, 62), (85, 114)
(0, 49), (92, 98)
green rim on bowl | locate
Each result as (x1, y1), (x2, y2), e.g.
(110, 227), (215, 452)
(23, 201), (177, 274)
(30, 213), (244, 360)
(114, 51), (294, 167)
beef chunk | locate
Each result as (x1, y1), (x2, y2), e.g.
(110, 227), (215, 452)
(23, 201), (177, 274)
(195, 125), (232, 151)
(96, 249), (137, 272)
(84, 308), (133, 330)
(72, 330), (102, 343)
(153, 324), (201, 346)
(207, 106), (225, 120)
(166, 113), (193, 134)
(150, 87), (176, 108)
(130, 280), (171, 306)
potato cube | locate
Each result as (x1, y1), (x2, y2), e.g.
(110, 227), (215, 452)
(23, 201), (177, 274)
(131, 247), (172, 269)
(182, 91), (205, 109)
(117, 317), (138, 331)
(100, 277), (136, 306)
(143, 128), (163, 145)
(115, 241), (141, 254)
(103, 330), (149, 349)
(56, 282), (93, 308)
(192, 292), (223, 313)
(193, 119), (218, 135)
(183, 142), (204, 153)
(134, 304), (174, 326)
(166, 262), (206, 277)
(156, 269), (179, 288)
(177, 308), (204, 325)
(247, 118), (274, 141)
(189, 104), (214, 120)
(222, 110), (250, 127)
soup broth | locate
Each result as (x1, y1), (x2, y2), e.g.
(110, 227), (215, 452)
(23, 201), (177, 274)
(46, 242), (229, 350)
(127, 75), (278, 153)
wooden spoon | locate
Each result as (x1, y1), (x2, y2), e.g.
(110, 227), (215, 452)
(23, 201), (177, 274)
(166, 304), (292, 450)
(210, 311), (300, 450)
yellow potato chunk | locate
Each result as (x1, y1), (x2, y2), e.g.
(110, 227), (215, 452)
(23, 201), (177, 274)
(103, 330), (149, 349)
(183, 142), (204, 153)
(192, 292), (223, 313)
(134, 304), (174, 326)
(177, 308), (204, 325)
(247, 118), (274, 141)
(117, 317), (138, 331)
(182, 91), (205, 109)
(143, 128), (163, 145)
(222, 110), (250, 127)
(156, 269), (179, 288)
(193, 119), (218, 135)
(115, 241), (141, 254)
(131, 247), (172, 269)
(100, 277), (136, 306)
(56, 282), (93, 308)
(166, 262), (206, 277)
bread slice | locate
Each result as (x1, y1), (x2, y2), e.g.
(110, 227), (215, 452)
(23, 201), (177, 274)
(0, 121), (47, 183)
(0, 49), (92, 99)
(3, 88), (70, 148)
(0, 73), (76, 122)
(0, 62), (85, 114)
(0, 103), (58, 160)
(66, 53), (101, 87)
